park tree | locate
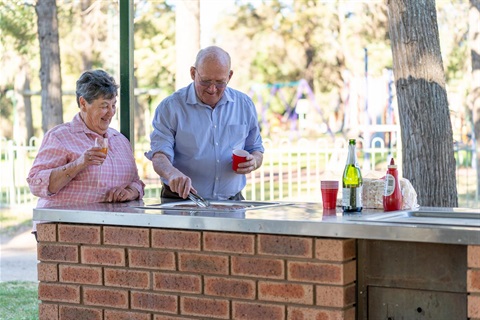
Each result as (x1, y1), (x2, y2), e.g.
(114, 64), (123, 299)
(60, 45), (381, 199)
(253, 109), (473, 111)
(226, 1), (343, 133)
(470, 0), (480, 195)
(224, 1), (393, 136)
(0, 1), (37, 142)
(134, 0), (175, 141)
(35, 0), (63, 133)
(387, 0), (458, 207)
(61, 0), (111, 73)
(175, 0), (200, 89)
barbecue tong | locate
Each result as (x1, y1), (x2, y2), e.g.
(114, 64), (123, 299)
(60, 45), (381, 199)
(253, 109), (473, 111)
(187, 192), (210, 208)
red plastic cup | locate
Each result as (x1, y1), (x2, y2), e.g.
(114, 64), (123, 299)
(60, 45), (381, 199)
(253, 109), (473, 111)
(320, 180), (339, 210)
(232, 149), (249, 171)
(323, 208), (337, 216)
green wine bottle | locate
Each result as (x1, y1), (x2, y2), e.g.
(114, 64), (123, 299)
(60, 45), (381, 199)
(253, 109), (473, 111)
(342, 139), (363, 212)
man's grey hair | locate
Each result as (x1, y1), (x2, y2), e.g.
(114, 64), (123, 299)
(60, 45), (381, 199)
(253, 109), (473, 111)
(194, 46), (231, 70)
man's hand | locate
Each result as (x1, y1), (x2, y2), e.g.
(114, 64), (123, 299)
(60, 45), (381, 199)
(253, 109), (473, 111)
(167, 173), (197, 199)
(235, 151), (263, 174)
(152, 152), (196, 198)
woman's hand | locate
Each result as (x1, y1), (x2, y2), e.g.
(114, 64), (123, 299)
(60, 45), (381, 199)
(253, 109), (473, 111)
(105, 185), (139, 202)
(47, 147), (106, 195)
(81, 147), (107, 167)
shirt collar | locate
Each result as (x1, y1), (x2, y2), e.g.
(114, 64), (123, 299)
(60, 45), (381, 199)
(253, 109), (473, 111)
(186, 83), (234, 108)
(71, 112), (117, 138)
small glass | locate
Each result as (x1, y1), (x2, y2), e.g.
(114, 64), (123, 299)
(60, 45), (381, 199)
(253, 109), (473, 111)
(95, 137), (108, 154)
(95, 137), (108, 193)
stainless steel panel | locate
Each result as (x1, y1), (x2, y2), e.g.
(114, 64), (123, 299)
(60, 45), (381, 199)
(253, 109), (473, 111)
(32, 202), (480, 245)
(357, 239), (467, 320)
(359, 240), (466, 292)
(368, 287), (466, 320)
(347, 207), (480, 227)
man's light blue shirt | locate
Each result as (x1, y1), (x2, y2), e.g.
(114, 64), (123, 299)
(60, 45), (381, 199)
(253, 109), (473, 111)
(145, 83), (264, 200)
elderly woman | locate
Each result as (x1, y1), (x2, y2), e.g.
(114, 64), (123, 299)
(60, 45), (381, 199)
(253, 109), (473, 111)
(27, 69), (144, 211)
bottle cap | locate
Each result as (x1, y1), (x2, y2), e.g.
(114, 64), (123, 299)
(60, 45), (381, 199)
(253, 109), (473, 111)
(388, 158), (397, 168)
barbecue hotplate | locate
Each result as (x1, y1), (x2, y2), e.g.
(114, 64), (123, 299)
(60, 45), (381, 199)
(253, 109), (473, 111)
(132, 200), (291, 212)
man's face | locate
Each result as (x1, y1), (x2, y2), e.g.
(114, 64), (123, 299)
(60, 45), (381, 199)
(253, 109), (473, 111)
(191, 62), (232, 108)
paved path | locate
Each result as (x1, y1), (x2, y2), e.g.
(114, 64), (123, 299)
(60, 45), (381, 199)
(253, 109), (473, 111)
(0, 229), (38, 282)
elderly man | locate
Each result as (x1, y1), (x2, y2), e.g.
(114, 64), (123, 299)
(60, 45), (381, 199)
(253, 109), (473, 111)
(145, 46), (264, 201)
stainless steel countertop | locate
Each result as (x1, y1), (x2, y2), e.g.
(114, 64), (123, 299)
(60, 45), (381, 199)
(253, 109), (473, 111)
(33, 199), (480, 245)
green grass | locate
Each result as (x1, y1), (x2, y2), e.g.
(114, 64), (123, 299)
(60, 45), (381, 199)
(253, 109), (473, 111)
(1, 206), (39, 320)
(0, 281), (38, 320)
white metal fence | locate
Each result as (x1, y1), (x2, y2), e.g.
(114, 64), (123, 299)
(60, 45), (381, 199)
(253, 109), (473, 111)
(1, 134), (476, 208)
(244, 136), (398, 202)
(0, 137), (41, 207)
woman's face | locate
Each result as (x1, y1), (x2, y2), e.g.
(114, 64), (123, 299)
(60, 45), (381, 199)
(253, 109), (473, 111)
(79, 95), (116, 135)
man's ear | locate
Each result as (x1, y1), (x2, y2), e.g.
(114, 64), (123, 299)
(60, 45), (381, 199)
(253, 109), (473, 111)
(190, 67), (196, 81)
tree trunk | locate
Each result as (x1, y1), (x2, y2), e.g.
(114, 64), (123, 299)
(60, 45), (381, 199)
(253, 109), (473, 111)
(331, 5), (347, 133)
(387, 0), (458, 207)
(175, 0), (200, 90)
(80, 0), (94, 71)
(470, 0), (480, 195)
(35, 0), (63, 133)
(134, 75), (146, 141)
(14, 59), (34, 144)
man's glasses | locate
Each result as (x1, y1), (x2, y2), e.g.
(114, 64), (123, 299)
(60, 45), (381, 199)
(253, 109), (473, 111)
(195, 69), (229, 89)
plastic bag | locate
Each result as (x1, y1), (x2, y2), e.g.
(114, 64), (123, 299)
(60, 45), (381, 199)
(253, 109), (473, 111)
(361, 171), (418, 209)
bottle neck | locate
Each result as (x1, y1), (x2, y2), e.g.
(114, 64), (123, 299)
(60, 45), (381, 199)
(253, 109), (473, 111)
(388, 166), (398, 176)
(346, 144), (357, 165)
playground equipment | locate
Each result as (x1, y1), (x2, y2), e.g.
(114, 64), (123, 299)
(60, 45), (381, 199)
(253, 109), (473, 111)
(248, 79), (334, 138)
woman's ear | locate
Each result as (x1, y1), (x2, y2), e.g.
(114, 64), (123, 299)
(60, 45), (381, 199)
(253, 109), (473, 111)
(79, 96), (88, 111)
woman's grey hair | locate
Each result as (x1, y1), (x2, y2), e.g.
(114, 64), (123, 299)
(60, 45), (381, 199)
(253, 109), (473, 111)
(75, 69), (119, 107)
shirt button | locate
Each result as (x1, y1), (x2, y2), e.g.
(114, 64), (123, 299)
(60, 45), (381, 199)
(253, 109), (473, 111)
(215, 142), (218, 146)
(217, 160), (220, 163)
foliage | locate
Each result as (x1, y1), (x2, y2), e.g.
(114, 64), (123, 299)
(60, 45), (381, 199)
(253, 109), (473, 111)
(436, 1), (470, 85)
(227, 1), (391, 84)
(0, 0), (474, 142)
(0, 1), (39, 139)
(0, 85), (13, 119)
(134, 0), (176, 108)
(0, 1), (37, 56)
(222, 1), (393, 136)
(0, 1), (38, 87)
(0, 281), (38, 320)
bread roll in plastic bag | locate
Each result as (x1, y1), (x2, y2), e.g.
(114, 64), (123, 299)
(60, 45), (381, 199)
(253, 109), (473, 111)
(361, 176), (418, 210)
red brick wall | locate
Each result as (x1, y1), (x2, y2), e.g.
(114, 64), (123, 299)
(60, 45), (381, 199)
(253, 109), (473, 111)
(36, 223), (356, 320)
(468, 245), (480, 320)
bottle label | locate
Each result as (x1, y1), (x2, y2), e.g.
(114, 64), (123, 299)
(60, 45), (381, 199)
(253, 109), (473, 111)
(342, 186), (363, 208)
(384, 174), (395, 196)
